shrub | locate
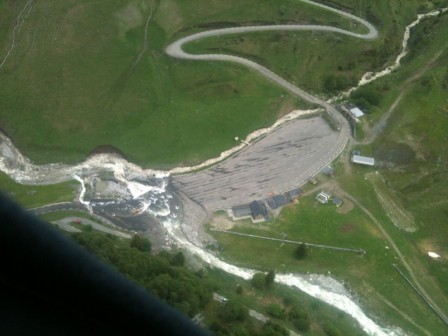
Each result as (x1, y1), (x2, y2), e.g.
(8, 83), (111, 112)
(266, 304), (286, 320)
(323, 322), (343, 336)
(251, 272), (266, 289)
(130, 234), (151, 252)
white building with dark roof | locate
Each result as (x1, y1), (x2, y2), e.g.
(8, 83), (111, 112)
(316, 191), (331, 204)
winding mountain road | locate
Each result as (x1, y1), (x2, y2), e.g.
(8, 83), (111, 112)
(166, 0), (377, 121)
(166, 0), (377, 210)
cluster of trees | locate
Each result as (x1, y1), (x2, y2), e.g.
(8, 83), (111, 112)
(266, 303), (311, 333)
(323, 74), (357, 94)
(289, 306), (311, 332)
(72, 231), (212, 317)
(295, 243), (307, 259)
(350, 86), (381, 111)
(71, 230), (344, 335)
(323, 322), (344, 336)
(211, 302), (289, 336)
(130, 234), (151, 252)
(251, 270), (276, 290)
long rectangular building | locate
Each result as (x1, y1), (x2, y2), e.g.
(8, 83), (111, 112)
(352, 155), (375, 166)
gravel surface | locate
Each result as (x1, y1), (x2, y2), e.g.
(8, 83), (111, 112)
(173, 116), (342, 210)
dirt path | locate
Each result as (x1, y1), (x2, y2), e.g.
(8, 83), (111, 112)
(341, 191), (448, 326)
(0, 0), (34, 70)
(132, 1), (157, 70)
(355, 49), (445, 146)
(307, 174), (448, 326)
(340, 47), (448, 327)
(376, 293), (432, 336)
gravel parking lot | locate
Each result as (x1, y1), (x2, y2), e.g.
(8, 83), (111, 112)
(173, 116), (345, 211)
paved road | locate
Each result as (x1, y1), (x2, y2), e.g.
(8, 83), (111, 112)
(166, 0), (377, 131)
(173, 117), (343, 210)
(29, 202), (87, 216)
(29, 202), (131, 233)
(54, 216), (131, 239)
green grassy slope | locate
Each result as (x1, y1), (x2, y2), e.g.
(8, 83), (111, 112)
(351, 10), (448, 291)
(0, 172), (75, 208)
(0, 0), (438, 167)
(0, 0), (309, 167)
(186, 0), (443, 97)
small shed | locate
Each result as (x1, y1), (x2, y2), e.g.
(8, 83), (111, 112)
(322, 166), (335, 176)
(316, 191), (331, 204)
(352, 155), (375, 166)
(308, 177), (318, 185)
(350, 107), (365, 118)
(332, 196), (343, 208)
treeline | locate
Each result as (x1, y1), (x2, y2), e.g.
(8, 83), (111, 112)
(72, 231), (212, 318)
(211, 300), (290, 336)
(71, 230), (345, 336)
(72, 230), (292, 335)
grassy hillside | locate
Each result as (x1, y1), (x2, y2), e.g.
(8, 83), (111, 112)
(0, 0), (438, 167)
(0, 171), (75, 208)
(186, 0), (444, 97)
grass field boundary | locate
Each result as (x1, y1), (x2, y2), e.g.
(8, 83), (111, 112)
(343, 192), (448, 327)
(393, 264), (448, 327)
(211, 228), (365, 254)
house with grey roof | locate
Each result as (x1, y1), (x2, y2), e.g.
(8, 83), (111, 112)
(231, 204), (252, 220)
(286, 188), (302, 202)
(266, 194), (288, 210)
(332, 196), (343, 208)
(250, 200), (268, 222)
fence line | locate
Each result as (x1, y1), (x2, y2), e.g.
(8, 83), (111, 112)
(211, 229), (365, 254)
(393, 264), (448, 327)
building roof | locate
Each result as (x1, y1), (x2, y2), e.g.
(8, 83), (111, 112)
(352, 155), (375, 166)
(308, 177), (317, 185)
(250, 201), (268, 219)
(332, 196), (343, 207)
(316, 191), (330, 204)
(350, 107), (365, 118)
(286, 188), (302, 202)
(322, 166), (335, 176)
(267, 195), (288, 209)
(266, 198), (276, 210)
(232, 205), (252, 218)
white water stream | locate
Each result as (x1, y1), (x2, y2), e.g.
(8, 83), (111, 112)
(1, 2), (446, 335)
(331, 7), (448, 102)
